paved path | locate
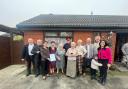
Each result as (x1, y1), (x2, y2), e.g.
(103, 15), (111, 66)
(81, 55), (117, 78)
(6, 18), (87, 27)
(0, 65), (128, 89)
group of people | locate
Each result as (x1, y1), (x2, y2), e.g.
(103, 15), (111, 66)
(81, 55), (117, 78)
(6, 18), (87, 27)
(21, 36), (112, 85)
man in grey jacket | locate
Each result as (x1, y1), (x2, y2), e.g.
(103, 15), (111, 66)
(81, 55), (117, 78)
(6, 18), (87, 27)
(83, 38), (95, 74)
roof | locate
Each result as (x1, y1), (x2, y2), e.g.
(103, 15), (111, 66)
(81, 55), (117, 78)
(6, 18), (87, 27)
(0, 24), (23, 34)
(16, 14), (128, 32)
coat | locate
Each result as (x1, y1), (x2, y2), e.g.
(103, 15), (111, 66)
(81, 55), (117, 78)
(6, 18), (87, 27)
(31, 45), (42, 61)
(21, 44), (35, 61)
(40, 47), (50, 61)
(85, 44), (95, 59)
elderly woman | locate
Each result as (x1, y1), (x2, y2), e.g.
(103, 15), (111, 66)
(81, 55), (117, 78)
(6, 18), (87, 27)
(56, 43), (65, 74)
(66, 42), (78, 78)
(76, 39), (87, 75)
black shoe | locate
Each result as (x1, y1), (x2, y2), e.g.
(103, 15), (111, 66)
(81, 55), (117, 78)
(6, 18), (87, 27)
(101, 81), (106, 86)
(26, 73), (31, 76)
(98, 78), (102, 83)
(93, 77), (97, 80)
(35, 74), (39, 77)
(91, 76), (94, 80)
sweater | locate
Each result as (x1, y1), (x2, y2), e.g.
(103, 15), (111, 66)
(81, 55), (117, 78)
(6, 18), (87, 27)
(98, 48), (112, 64)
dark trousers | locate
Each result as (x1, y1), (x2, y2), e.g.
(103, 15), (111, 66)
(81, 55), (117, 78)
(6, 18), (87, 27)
(91, 68), (97, 79)
(45, 59), (49, 74)
(98, 59), (108, 83)
(83, 57), (92, 72)
(41, 60), (47, 76)
(35, 58), (41, 75)
(64, 56), (67, 73)
(26, 55), (35, 74)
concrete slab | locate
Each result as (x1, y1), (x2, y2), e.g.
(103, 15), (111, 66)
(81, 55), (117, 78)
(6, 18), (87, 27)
(0, 65), (127, 89)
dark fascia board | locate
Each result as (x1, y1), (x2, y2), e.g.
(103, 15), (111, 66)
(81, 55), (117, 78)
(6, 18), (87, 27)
(17, 27), (120, 33)
(0, 28), (24, 35)
(16, 24), (128, 29)
(0, 25), (23, 35)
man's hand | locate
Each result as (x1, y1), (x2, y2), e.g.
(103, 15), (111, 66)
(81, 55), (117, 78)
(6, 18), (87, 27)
(21, 59), (24, 61)
(36, 51), (40, 53)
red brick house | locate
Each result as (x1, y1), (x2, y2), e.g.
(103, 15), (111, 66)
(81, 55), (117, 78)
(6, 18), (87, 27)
(16, 14), (128, 62)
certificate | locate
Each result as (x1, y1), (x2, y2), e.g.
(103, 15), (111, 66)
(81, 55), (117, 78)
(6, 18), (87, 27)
(50, 54), (56, 61)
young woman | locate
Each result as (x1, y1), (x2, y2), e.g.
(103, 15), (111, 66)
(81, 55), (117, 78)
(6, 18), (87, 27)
(66, 42), (78, 78)
(56, 43), (65, 74)
(98, 40), (112, 85)
(49, 41), (57, 75)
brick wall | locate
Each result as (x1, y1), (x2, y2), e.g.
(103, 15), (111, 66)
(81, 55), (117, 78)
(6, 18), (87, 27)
(23, 30), (117, 62)
(101, 32), (117, 62)
(23, 31), (44, 44)
(74, 31), (117, 62)
(73, 32), (93, 44)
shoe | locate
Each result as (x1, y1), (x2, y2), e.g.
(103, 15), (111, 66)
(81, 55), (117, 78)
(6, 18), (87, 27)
(98, 78), (102, 84)
(42, 76), (46, 80)
(101, 81), (106, 86)
(83, 73), (86, 76)
(26, 73), (31, 76)
(35, 74), (39, 77)
(91, 77), (94, 80)
(93, 77), (97, 80)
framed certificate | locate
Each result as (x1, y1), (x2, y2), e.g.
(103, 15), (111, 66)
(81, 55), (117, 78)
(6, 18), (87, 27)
(50, 54), (56, 61)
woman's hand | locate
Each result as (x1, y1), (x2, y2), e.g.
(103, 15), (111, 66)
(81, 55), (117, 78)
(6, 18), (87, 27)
(21, 59), (24, 61)
(107, 64), (111, 68)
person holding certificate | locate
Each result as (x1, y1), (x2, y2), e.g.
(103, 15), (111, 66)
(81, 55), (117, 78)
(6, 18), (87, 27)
(66, 42), (78, 78)
(49, 41), (57, 75)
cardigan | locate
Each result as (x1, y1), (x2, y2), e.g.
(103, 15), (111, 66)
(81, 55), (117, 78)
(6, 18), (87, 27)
(98, 48), (112, 64)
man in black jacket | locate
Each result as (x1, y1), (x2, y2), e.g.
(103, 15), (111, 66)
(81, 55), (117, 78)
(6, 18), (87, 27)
(31, 39), (42, 77)
(21, 38), (35, 76)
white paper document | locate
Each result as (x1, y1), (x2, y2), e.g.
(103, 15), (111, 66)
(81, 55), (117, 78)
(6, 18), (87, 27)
(50, 54), (56, 61)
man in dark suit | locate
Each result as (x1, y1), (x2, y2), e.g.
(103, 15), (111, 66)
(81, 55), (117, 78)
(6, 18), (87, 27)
(21, 38), (35, 76)
(31, 39), (42, 77)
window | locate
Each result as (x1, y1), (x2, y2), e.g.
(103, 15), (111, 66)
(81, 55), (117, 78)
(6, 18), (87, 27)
(45, 32), (73, 37)
(44, 32), (73, 46)
(13, 34), (23, 41)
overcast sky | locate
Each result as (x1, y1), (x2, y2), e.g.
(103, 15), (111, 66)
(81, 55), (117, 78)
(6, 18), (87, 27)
(0, 0), (128, 27)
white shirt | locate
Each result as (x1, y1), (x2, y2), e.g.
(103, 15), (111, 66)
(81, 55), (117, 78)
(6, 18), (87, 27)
(87, 45), (90, 58)
(91, 59), (102, 70)
(28, 44), (34, 55)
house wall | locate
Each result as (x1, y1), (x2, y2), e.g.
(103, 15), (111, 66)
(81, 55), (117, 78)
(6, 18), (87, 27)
(73, 32), (93, 43)
(23, 30), (44, 44)
(100, 32), (116, 63)
(23, 30), (117, 63)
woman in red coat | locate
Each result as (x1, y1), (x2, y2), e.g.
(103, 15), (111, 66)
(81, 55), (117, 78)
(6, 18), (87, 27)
(98, 40), (112, 85)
